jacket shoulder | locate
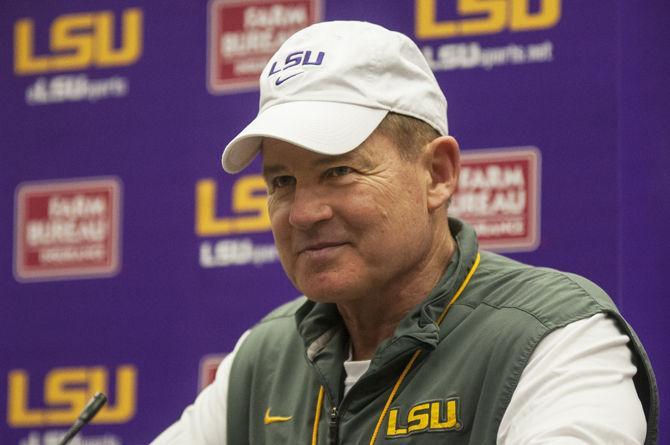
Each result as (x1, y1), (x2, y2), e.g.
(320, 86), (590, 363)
(466, 251), (618, 328)
(256, 295), (307, 325)
(233, 296), (306, 364)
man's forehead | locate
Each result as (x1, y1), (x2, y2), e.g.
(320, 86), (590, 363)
(261, 138), (376, 172)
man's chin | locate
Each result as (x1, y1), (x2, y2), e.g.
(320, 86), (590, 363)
(297, 279), (360, 304)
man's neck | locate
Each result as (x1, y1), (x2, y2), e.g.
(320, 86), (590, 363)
(337, 227), (456, 361)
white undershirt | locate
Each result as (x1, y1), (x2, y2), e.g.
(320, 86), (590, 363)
(343, 355), (370, 396)
(151, 313), (647, 444)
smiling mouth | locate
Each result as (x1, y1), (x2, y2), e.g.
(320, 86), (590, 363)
(299, 242), (348, 254)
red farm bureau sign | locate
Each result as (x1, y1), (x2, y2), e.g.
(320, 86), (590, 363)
(208, 0), (321, 93)
(14, 177), (122, 281)
(451, 147), (541, 252)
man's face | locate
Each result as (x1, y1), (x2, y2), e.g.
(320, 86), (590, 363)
(262, 134), (438, 304)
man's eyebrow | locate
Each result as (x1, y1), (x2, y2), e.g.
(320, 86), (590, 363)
(262, 164), (285, 177)
(315, 151), (375, 168)
(262, 150), (373, 177)
(312, 152), (356, 166)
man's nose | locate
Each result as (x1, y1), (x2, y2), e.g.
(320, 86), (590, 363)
(288, 185), (333, 229)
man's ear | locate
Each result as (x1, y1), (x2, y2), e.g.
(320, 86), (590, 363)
(424, 136), (460, 211)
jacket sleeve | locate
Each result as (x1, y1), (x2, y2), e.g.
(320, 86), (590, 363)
(150, 331), (250, 445)
(497, 313), (647, 444)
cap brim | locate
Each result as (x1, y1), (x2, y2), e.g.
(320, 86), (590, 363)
(221, 101), (388, 173)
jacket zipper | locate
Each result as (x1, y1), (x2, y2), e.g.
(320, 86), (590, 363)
(328, 406), (339, 444)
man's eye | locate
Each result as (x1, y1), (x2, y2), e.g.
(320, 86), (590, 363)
(326, 166), (353, 177)
(272, 175), (295, 189)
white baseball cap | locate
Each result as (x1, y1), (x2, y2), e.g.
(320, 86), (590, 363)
(221, 20), (448, 173)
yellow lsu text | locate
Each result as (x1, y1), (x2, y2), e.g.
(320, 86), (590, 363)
(7, 365), (137, 427)
(196, 176), (270, 237)
(416, 0), (561, 39)
(14, 8), (143, 75)
(387, 398), (461, 437)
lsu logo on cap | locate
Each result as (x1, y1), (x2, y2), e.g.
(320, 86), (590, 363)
(267, 50), (325, 85)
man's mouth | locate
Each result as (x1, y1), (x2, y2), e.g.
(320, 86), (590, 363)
(298, 241), (348, 254)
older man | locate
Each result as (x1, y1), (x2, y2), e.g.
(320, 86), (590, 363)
(153, 21), (657, 444)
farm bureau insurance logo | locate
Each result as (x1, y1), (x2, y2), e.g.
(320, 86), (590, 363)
(207, 0), (321, 93)
(13, 8), (143, 105)
(7, 364), (137, 445)
(451, 147), (540, 252)
(14, 177), (122, 282)
(195, 175), (278, 268)
(199, 354), (228, 391)
(415, 0), (560, 71)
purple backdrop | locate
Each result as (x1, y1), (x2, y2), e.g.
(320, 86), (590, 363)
(1, 1), (666, 443)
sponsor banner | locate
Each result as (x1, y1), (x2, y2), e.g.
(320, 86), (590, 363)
(195, 176), (278, 268)
(207, 0), (321, 93)
(200, 238), (278, 268)
(15, 430), (122, 445)
(14, 177), (122, 282)
(24, 74), (129, 106)
(13, 8), (143, 105)
(199, 354), (227, 391)
(452, 147), (541, 252)
(415, 0), (560, 71)
(6, 363), (137, 445)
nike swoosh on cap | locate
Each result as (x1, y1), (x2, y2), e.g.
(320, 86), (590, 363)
(274, 71), (304, 85)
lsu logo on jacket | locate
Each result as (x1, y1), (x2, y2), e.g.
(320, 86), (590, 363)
(386, 398), (462, 438)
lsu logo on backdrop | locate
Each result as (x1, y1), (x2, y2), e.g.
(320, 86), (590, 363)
(386, 398), (462, 438)
(195, 176), (278, 268)
(416, 0), (561, 71)
(14, 8), (142, 74)
(7, 365), (137, 427)
(416, 0), (561, 39)
(208, 0), (322, 93)
(451, 147), (540, 252)
(13, 177), (122, 282)
(13, 8), (143, 104)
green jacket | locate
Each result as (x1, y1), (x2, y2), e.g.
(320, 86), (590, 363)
(227, 219), (658, 444)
